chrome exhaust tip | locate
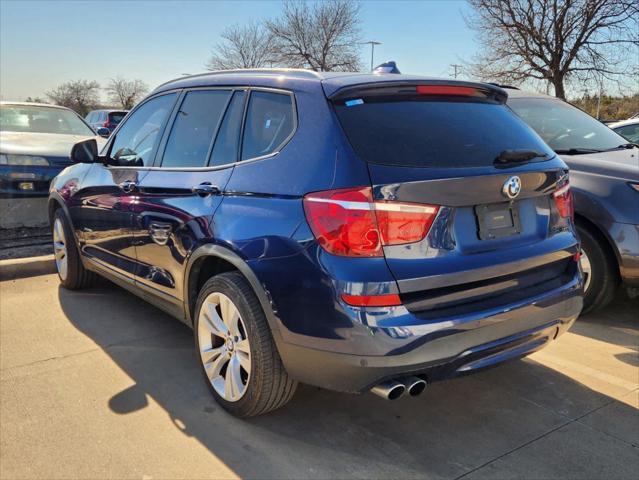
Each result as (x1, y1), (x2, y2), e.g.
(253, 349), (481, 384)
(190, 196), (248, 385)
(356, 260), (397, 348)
(370, 380), (406, 400)
(401, 376), (427, 396)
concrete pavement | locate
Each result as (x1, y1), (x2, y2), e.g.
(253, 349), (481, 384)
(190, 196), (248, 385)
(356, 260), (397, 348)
(1, 273), (637, 479)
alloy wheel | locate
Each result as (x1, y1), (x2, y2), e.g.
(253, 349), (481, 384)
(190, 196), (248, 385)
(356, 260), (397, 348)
(53, 217), (68, 281)
(198, 292), (251, 402)
(580, 248), (592, 293)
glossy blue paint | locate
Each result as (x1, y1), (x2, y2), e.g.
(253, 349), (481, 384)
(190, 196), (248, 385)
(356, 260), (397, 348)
(50, 70), (583, 393)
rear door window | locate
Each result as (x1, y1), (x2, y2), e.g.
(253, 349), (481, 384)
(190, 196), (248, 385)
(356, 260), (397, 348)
(241, 91), (294, 160)
(333, 97), (553, 167)
(161, 90), (231, 168)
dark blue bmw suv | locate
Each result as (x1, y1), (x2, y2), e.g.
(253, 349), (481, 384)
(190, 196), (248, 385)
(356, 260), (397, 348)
(49, 69), (583, 417)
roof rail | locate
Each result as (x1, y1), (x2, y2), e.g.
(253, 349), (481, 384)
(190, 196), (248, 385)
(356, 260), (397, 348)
(155, 68), (323, 90)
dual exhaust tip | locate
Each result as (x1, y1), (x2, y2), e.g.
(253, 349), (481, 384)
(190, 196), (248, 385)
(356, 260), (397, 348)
(370, 376), (427, 400)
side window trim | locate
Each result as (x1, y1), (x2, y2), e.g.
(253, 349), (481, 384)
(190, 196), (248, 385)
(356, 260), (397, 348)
(104, 90), (180, 168)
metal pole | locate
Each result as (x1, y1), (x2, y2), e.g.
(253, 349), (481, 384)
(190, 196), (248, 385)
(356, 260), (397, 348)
(362, 41), (382, 72)
(371, 43), (375, 71)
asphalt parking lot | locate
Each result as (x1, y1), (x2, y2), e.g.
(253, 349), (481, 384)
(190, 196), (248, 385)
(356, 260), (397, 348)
(1, 273), (637, 479)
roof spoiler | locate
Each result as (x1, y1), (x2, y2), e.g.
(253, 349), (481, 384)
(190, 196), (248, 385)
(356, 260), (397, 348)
(328, 80), (508, 104)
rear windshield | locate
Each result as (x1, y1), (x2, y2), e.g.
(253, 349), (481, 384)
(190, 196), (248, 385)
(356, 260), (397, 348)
(108, 112), (127, 124)
(333, 98), (554, 167)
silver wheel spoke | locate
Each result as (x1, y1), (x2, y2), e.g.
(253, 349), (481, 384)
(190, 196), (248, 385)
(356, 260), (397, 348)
(235, 338), (250, 354)
(236, 351), (251, 374)
(204, 349), (229, 380)
(225, 355), (243, 400)
(200, 345), (225, 365)
(226, 305), (241, 338)
(203, 303), (228, 338)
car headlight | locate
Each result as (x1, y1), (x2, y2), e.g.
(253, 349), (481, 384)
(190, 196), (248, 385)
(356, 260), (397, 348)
(0, 154), (49, 166)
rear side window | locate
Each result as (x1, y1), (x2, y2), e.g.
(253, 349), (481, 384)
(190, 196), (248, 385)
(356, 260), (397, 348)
(333, 98), (553, 167)
(108, 112), (126, 124)
(241, 91), (294, 160)
(161, 90), (231, 168)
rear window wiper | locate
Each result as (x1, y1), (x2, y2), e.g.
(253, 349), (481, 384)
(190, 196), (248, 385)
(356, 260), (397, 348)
(554, 148), (602, 155)
(494, 150), (549, 167)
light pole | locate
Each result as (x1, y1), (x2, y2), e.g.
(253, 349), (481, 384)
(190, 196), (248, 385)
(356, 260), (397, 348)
(363, 41), (382, 71)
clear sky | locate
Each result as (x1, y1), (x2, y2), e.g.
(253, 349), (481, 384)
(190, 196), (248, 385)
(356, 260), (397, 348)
(0, 0), (476, 102)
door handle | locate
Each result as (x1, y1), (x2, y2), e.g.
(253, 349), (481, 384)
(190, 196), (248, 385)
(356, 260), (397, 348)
(192, 182), (220, 197)
(119, 180), (137, 193)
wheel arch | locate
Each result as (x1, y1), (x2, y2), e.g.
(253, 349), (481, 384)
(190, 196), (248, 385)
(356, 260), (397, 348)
(48, 193), (69, 226)
(574, 213), (620, 272)
(184, 245), (282, 340)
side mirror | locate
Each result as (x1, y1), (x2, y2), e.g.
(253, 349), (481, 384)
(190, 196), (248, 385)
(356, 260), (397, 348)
(70, 138), (98, 164)
(113, 147), (142, 167)
(96, 127), (110, 138)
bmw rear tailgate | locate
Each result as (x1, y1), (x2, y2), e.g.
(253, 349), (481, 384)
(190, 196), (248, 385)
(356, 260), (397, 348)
(330, 81), (579, 314)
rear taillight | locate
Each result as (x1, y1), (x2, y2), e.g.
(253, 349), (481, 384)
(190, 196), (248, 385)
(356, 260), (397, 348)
(553, 183), (574, 220)
(303, 186), (439, 257)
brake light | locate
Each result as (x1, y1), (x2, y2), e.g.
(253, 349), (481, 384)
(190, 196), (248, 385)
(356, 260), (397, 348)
(103, 120), (109, 128)
(553, 183), (573, 220)
(416, 85), (477, 96)
(303, 186), (439, 257)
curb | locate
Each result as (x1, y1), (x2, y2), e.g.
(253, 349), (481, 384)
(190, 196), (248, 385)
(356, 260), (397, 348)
(0, 255), (56, 281)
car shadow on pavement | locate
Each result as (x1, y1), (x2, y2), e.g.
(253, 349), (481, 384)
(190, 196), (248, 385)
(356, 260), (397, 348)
(58, 284), (639, 479)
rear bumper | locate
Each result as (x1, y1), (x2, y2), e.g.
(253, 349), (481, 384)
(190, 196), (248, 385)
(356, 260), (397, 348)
(278, 272), (582, 393)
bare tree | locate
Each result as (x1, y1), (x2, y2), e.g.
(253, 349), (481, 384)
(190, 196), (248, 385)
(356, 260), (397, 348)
(466, 0), (638, 99)
(46, 80), (100, 116)
(266, 0), (363, 72)
(206, 22), (277, 70)
(106, 77), (148, 110)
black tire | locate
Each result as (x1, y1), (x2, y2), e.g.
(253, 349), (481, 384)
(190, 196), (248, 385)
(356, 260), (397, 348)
(577, 224), (618, 314)
(194, 271), (297, 417)
(52, 209), (96, 290)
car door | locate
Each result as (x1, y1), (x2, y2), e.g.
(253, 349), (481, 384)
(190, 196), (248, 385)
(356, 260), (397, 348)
(71, 92), (178, 281)
(131, 88), (247, 307)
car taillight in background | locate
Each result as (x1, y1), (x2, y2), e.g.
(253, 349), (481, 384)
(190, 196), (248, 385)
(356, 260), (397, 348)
(553, 183), (574, 220)
(303, 186), (440, 257)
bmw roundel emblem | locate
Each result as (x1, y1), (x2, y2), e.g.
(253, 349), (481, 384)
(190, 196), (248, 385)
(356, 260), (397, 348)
(502, 176), (522, 199)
